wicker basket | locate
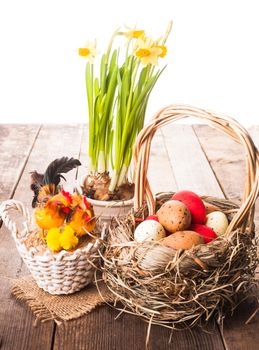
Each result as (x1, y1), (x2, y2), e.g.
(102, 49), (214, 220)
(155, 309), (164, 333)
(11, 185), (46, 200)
(0, 199), (104, 295)
(102, 105), (259, 329)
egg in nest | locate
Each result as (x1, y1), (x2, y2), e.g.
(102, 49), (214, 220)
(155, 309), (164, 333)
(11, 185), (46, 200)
(157, 200), (191, 233)
(134, 220), (166, 243)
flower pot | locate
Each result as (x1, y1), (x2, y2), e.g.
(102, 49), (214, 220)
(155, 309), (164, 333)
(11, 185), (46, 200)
(87, 197), (134, 224)
(79, 175), (134, 224)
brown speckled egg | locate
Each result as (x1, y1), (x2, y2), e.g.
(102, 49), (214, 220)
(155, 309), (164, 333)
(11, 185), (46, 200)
(157, 200), (191, 233)
(161, 230), (204, 250)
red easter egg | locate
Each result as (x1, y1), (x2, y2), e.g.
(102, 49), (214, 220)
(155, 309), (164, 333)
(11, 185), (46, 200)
(171, 190), (206, 224)
(145, 215), (159, 222)
(190, 224), (217, 243)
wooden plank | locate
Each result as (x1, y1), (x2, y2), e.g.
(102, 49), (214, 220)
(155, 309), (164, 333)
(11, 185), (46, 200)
(193, 125), (244, 203)
(148, 321), (225, 350)
(0, 124), (40, 202)
(221, 299), (259, 350)
(194, 125), (259, 229)
(161, 125), (224, 197)
(149, 130), (178, 194)
(194, 124), (259, 350)
(0, 301), (54, 350)
(76, 124), (88, 186)
(0, 124), (83, 350)
(54, 305), (225, 350)
(54, 306), (147, 350)
(249, 125), (259, 149)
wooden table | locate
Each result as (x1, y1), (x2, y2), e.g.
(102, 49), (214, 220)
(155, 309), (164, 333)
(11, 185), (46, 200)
(0, 124), (258, 350)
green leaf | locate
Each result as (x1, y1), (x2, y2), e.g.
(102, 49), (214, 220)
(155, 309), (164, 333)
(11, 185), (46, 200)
(94, 78), (100, 97)
(100, 54), (108, 95)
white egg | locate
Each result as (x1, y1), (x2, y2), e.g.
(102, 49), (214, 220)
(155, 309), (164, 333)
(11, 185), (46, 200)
(134, 220), (166, 243)
(206, 211), (229, 236)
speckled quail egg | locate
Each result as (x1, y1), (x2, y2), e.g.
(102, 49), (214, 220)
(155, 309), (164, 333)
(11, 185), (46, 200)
(205, 211), (229, 236)
(134, 220), (166, 243)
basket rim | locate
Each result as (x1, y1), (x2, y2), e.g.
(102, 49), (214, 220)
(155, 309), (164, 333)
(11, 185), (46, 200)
(16, 229), (103, 261)
(15, 223), (105, 261)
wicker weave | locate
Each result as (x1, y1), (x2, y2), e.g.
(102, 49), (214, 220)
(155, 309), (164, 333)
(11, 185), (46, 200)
(102, 104), (259, 328)
(0, 200), (104, 295)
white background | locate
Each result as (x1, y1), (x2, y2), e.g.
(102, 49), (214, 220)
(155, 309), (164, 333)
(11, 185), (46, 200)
(0, 0), (258, 125)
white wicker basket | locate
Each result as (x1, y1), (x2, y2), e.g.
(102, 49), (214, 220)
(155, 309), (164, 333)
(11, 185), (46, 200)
(0, 199), (105, 295)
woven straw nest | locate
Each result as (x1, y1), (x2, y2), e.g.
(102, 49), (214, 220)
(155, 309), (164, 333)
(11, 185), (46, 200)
(102, 105), (259, 329)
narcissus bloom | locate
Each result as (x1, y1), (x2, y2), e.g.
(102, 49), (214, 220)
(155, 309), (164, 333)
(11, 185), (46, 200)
(122, 26), (145, 40)
(134, 38), (163, 66)
(78, 41), (99, 63)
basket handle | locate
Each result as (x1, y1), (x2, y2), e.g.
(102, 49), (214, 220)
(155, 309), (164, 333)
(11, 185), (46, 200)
(0, 200), (31, 239)
(133, 104), (259, 233)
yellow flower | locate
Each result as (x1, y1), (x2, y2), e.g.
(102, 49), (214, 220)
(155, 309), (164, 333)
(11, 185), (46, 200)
(60, 226), (79, 250)
(155, 45), (167, 58)
(123, 26), (145, 40)
(134, 38), (163, 66)
(46, 228), (62, 252)
(78, 41), (99, 63)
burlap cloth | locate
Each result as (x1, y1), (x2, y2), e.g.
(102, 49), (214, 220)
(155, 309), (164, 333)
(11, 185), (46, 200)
(11, 276), (114, 324)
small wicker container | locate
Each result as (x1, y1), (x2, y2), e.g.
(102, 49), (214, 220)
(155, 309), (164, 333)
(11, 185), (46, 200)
(102, 105), (259, 329)
(0, 200), (104, 295)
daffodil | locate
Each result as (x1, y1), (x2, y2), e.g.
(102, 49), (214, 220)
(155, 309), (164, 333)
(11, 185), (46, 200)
(134, 38), (163, 66)
(122, 26), (145, 40)
(46, 228), (62, 252)
(155, 45), (167, 58)
(78, 41), (99, 63)
(60, 225), (79, 250)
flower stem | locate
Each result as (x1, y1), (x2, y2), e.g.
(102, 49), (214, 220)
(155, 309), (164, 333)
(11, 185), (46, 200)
(117, 164), (128, 187)
(97, 151), (106, 173)
(108, 172), (119, 192)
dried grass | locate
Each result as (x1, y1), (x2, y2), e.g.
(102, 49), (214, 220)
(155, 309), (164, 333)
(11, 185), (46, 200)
(101, 194), (258, 329)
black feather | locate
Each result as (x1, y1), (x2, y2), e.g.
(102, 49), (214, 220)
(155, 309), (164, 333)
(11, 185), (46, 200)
(30, 157), (81, 207)
(30, 171), (44, 187)
(30, 171), (44, 207)
(43, 157), (81, 185)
